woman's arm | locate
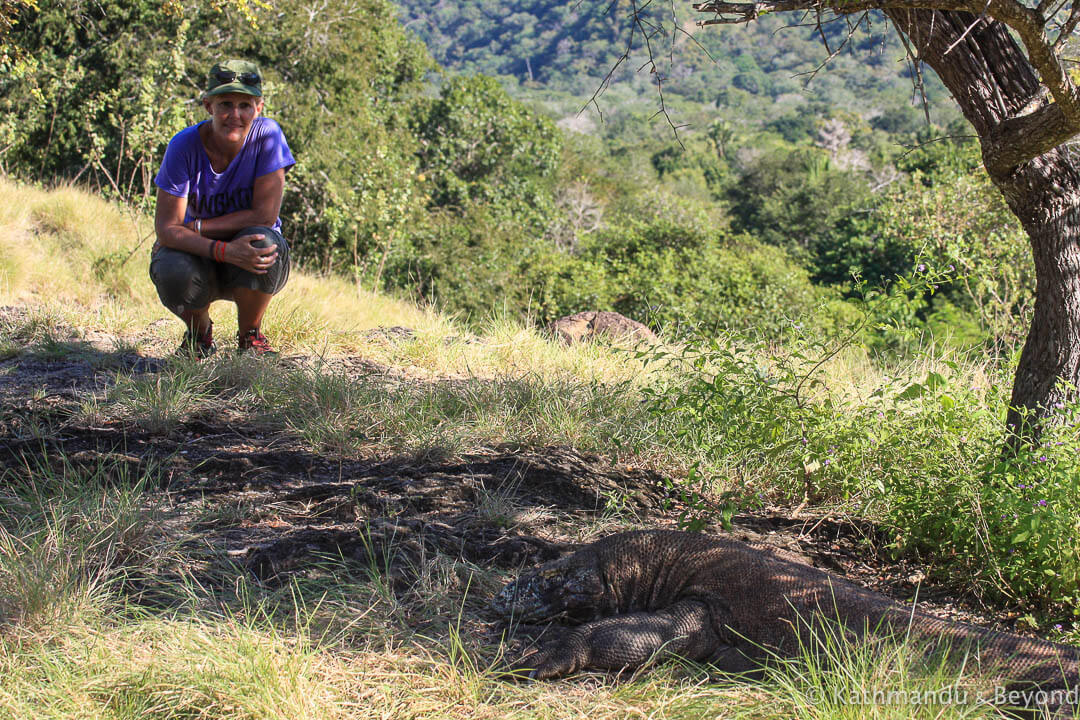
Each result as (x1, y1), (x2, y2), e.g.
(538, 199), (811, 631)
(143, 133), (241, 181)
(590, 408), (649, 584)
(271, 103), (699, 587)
(155, 188), (216, 258)
(196, 168), (286, 239)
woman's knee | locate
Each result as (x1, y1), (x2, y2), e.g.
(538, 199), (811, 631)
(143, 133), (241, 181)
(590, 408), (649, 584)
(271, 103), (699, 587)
(149, 249), (214, 313)
(234, 226), (286, 251)
(227, 226), (290, 295)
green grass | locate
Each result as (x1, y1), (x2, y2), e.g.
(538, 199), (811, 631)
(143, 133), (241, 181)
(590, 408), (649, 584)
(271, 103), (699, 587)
(100, 353), (668, 462)
(744, 617), (1009, 720)
(0, 452), (162, 632)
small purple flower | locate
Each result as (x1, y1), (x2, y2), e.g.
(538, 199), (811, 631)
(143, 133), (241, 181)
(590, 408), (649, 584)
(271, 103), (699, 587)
(823, 459), (831, 466)
(917, 263), (926, 272)
(1038, 499), (1048, 507)
(1056, 624), (1063, 630)
(948, 264), (955, 271)
(1040, 455), (1048, 462)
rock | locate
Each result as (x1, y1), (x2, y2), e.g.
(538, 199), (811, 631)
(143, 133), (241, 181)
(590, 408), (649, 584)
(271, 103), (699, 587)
(363, 326), (416, 344)
(548, 311), (657, 346)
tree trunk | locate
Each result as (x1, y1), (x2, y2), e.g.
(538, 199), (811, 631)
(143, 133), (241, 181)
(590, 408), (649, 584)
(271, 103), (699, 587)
(997, 154), (1080, 437)
(885, 8), (1080, 437)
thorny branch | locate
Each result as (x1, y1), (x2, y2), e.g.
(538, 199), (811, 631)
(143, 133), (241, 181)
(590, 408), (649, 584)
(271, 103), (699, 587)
(894, 17), (932, 124)
(794, 11), (872, 84)
(583, 0), (690, 144)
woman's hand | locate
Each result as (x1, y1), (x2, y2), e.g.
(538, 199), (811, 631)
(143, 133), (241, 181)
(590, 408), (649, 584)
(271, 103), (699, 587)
(223, 233), (279, 274)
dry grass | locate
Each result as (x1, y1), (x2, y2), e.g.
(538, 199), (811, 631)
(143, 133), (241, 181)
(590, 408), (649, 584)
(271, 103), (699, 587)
(0, 610), (756, 720)
(0, 177), (657, 389)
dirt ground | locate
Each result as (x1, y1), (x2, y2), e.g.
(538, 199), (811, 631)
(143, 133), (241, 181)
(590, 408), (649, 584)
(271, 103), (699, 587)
(0, 305), (1027, 652)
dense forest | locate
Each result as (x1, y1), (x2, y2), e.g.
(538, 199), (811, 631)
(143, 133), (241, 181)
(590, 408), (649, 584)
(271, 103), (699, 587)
(0, 0), (1031, 350)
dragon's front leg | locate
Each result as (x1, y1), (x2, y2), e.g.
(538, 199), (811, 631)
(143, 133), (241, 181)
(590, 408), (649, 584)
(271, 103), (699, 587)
(509, 599), (732, 679)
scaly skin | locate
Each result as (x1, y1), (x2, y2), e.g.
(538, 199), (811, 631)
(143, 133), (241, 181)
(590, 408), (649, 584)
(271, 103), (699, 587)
(491, 530), (1080, 716)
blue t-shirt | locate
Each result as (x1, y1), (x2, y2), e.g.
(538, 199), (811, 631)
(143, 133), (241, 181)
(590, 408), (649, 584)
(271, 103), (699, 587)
(154, 116), (295, 231)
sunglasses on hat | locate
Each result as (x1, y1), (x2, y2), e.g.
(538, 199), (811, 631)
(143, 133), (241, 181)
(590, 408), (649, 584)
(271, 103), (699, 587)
(211, 69), (261, 88)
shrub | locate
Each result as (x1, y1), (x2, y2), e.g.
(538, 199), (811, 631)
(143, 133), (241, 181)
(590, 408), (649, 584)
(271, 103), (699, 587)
(534, 220), (838, 336)
(642, 275), (1080, 612)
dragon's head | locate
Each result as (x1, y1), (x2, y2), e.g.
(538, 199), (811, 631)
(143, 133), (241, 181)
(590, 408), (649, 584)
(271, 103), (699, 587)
(490, 555), (605, 623)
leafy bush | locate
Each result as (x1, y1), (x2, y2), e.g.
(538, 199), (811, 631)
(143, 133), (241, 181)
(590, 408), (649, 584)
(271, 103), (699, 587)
(822, 140), (1032, 349)
(642, 267), (1080, 612)
(0, 0), (191, 197)
(383, 202), (563, 320)
(726, 148), (872, 262)
(532, 220), (840, 335)
(412, 74), (562, 216)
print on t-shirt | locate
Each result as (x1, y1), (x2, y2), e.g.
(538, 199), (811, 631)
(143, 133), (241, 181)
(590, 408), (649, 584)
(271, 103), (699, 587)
(189, 186), (255, 217)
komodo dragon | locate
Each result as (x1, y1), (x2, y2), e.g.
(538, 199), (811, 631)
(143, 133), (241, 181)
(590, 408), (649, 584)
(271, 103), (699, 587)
(491, 530), (1080, 716)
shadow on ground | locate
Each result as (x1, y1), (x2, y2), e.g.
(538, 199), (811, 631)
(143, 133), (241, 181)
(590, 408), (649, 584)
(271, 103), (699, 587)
(0, 309), (1019, 650)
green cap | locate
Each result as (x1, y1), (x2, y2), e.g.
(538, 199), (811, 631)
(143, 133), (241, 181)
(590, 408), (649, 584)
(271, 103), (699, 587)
(205, 60), (262, 98)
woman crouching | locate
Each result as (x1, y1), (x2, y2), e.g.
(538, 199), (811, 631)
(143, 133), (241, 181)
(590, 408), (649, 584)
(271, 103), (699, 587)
(150, 59), (294, 358)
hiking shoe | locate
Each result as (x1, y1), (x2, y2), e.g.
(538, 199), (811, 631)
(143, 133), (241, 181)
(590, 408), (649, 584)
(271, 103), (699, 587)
(175, 323), (216, 360)
(237, 328), (277, 357)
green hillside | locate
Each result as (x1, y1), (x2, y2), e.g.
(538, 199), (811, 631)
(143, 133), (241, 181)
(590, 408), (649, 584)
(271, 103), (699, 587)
(396, 0), (956, 127)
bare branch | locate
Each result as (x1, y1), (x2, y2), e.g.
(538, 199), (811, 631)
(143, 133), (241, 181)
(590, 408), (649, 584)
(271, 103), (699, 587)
(630, 0), (687, 144)
(1045, 0), (1072, 23)
(893, 13), (933, 124)
(579, 0), (639, 119)
(670, 0), (721, 61)
(944, 0), (992, 54)
(793, 10), (870, 84)
(583, 0), (686, 145)
(898, 133), (980, 158)
(1053, 4), (1080, 51)
(816, 7), (833, 55)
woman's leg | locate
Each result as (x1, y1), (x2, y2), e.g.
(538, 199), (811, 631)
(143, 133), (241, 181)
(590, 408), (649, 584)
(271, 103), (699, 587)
(222, 226), (290, 350)
(149, 247), (220, 352)
(233, 286), (273, 336)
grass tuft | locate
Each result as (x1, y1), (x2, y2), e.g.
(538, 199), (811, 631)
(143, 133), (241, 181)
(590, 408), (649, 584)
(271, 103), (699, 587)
(0, 451), (160, 632)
